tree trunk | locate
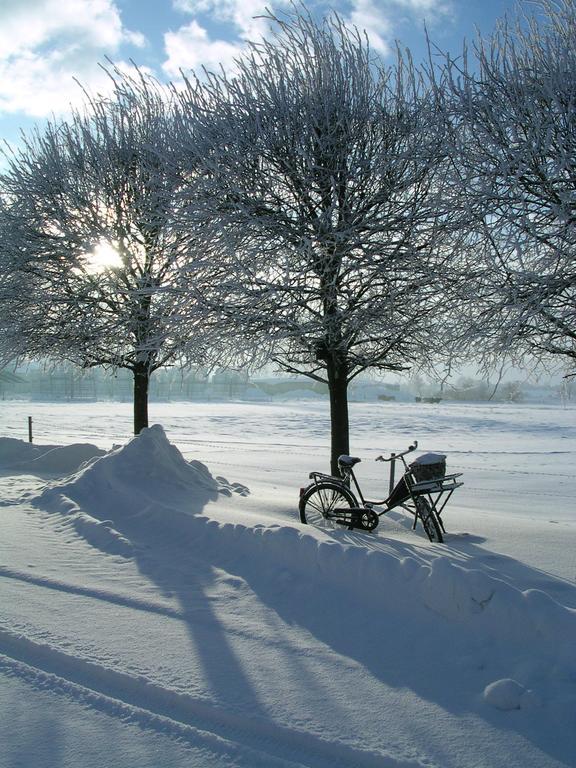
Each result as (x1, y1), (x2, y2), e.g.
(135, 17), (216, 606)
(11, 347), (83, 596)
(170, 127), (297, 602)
(133, 363), (150, 434)
(326, 359), (350, 476)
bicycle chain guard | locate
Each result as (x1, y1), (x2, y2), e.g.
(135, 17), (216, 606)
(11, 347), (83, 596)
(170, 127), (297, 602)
(335, 507), (379, 532)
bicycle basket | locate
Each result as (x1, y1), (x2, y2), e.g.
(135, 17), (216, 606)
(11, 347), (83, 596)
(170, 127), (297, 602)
(409, 453), (446, 481)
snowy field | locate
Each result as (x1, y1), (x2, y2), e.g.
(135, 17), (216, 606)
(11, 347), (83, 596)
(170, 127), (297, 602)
(0, 399), (575, 768)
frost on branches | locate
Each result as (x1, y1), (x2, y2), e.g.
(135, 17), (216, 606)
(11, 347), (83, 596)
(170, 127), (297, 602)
(175, 11), (465, 473)
(442, 0), (576, 376)
(0, 71), (223, 433)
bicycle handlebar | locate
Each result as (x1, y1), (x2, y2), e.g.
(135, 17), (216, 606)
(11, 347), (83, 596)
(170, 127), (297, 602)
(375, 441), (418, 462)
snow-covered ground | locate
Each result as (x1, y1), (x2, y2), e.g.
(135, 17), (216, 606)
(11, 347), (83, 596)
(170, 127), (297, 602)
(0, 400), (575, 768)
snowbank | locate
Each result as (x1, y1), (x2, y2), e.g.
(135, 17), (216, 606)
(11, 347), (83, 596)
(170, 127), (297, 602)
(36, 425), (247, 554)
(38, 424), (232, 511)
(190, 519), (576, 675)
(0, 436), (105, 474)
(29, 424), (576, 718)
(2, 402), (575, 767)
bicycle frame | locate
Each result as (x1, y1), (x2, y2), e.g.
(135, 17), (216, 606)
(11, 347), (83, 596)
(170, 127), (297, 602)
(307, 441), (463, 533)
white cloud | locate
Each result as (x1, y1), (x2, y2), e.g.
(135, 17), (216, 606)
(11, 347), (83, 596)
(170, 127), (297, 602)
(172, 0), (210, 11)
(0, 0), (145, 117)
(163, 19), (243, 78)
(347, 0), (394, 55)
(172, 0), (272, 40)
(163, 0), (453, 80)
(164, 0), (281, 78)
(393, 0), (451, 11)
(392, 0), (454, 24)
(344, 0), (453, 56)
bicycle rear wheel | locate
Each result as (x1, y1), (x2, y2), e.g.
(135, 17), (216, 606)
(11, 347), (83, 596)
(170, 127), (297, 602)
(415, 496), (443, 543)
(299, 481), (357, 529)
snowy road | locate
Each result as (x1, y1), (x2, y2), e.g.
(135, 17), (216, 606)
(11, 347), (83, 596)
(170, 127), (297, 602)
(0, 401), (575, 767)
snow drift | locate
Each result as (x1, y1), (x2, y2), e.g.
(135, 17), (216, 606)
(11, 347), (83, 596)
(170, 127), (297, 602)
(1, 405), (574, 767)
(30, 424), (576, 720)
(36, 425), (245, 555)
(0, 436), (105, 474)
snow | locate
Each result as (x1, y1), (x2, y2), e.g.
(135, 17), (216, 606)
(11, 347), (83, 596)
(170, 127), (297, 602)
(0, 437), (105, 474)
(483, 678), (537, 712)
(410, 452), (446, 465)
(0, 400), (575, 768)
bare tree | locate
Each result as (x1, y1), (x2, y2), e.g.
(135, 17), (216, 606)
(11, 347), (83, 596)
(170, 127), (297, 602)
(175, 11), (464, 473)
(0, 70), (220, 433)
(441, 0), (576, 375)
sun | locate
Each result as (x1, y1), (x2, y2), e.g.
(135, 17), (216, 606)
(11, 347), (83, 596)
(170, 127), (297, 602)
(86, 240), (123, 272)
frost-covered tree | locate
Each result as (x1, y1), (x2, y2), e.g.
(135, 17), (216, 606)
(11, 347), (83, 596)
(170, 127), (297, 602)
(442, 0), (576, 374)
(176, 11), (464, 473)
(0, 71), (219, 433)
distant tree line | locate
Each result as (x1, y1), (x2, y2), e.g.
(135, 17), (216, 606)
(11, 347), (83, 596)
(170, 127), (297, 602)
(1, 0), (574, 472)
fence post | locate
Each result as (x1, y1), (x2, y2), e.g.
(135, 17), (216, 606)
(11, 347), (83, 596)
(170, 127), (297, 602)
(28, 416), (33, 443)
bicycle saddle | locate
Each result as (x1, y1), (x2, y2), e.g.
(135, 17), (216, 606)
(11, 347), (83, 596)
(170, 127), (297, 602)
(338, 455), (361, 467)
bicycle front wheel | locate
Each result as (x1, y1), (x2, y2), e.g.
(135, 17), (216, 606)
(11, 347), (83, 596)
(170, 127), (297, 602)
(299, 481), (357, 529)
(415, 496), (443, 543)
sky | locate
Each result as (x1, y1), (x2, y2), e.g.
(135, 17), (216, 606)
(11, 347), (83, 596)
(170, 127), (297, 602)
(0, 0), (518, 150)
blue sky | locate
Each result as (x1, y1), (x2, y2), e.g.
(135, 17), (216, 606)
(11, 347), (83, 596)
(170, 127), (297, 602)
(0, 0), (518, 148)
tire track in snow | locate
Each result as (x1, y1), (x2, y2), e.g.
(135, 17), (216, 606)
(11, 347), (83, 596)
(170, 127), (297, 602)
(0, 650), (299, 768)
(0, 625), (423, 768)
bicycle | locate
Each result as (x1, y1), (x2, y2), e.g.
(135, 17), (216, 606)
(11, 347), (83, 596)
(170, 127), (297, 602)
(299, 441), (463, 542)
